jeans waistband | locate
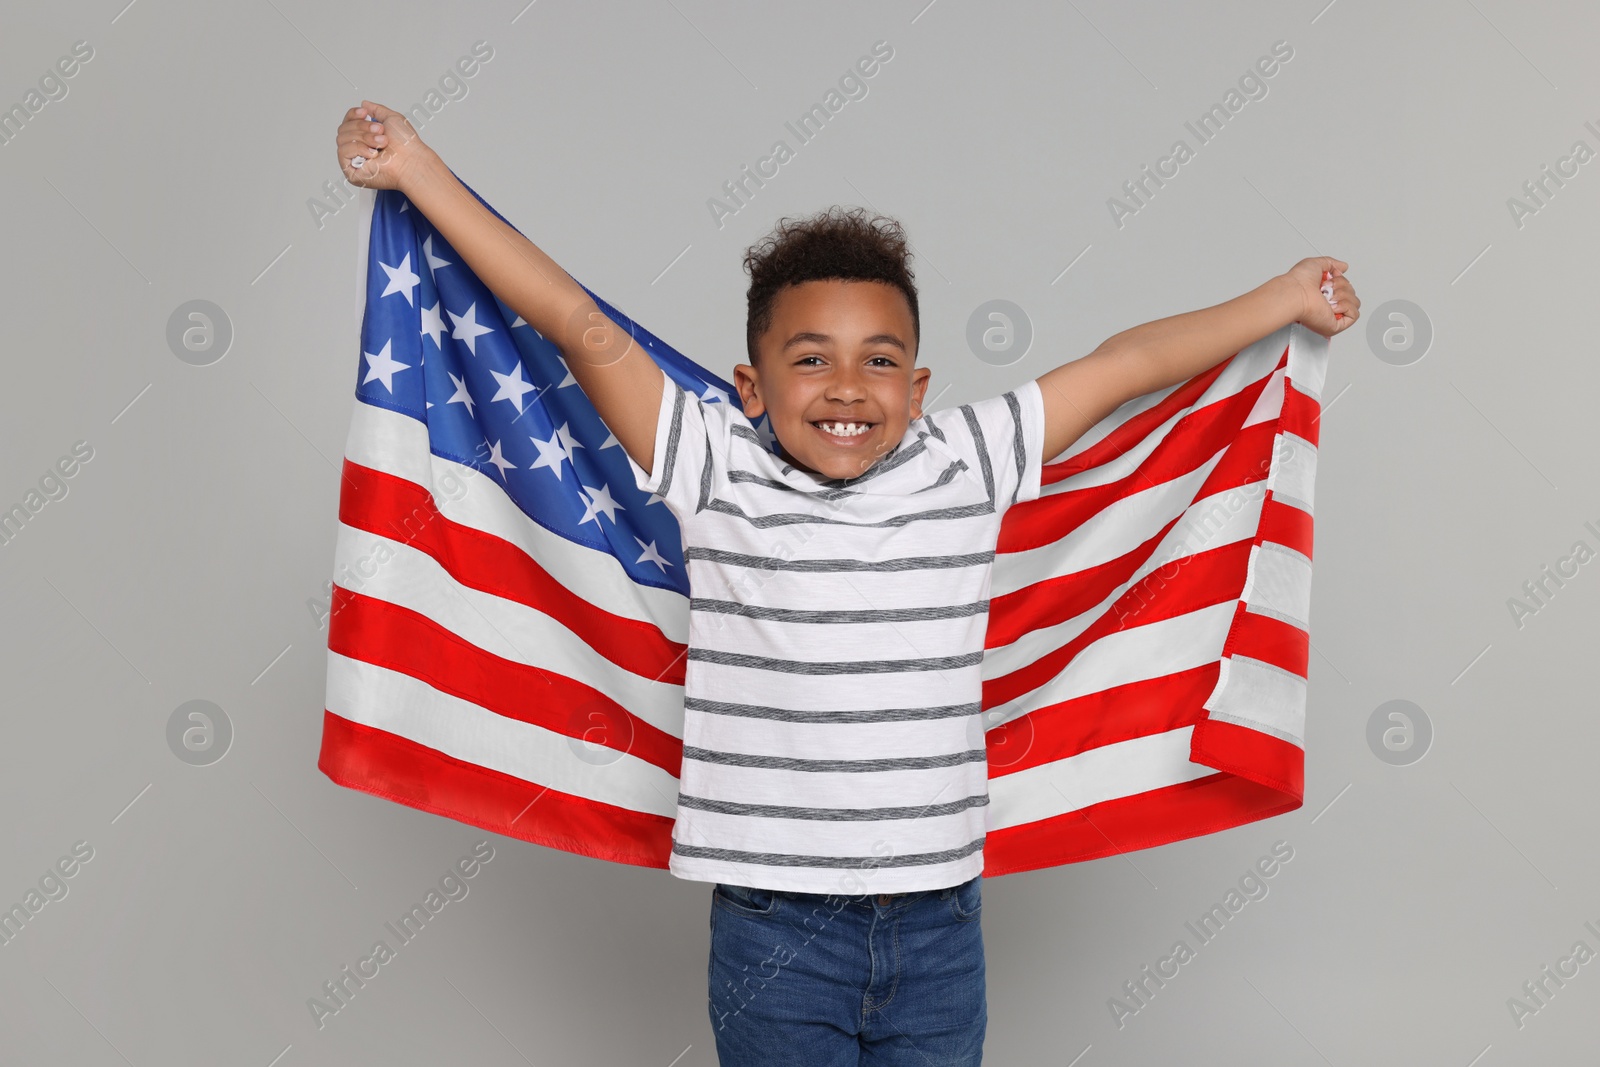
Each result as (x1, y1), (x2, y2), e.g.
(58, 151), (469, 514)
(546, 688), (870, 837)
(725, 873), (975, 907)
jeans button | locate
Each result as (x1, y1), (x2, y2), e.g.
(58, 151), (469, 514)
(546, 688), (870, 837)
(876, 893), (893, 905)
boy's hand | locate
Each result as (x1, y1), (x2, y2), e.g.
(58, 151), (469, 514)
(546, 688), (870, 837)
(336, 100), (434, 192)
(1282, 256), (1359, 338)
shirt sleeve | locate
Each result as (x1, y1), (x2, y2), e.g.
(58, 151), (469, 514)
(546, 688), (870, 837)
(624, 373), (728, 520)
(940, 377), (1046, 512)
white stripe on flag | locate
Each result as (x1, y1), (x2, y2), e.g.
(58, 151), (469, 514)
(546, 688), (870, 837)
(985, 474), (1267, 684)
(331, 523), (688, 735)
(1242, 540), (1313, 631)
(986, 726), (1216, 831)
(1267, 430), (1318, 515)
(325, 651), (679, 817)
(989, 450), (1254, 601)
(1202, 654), (1309, 747)
(984, 600), (1236, 725)
(344, 401), (690, 641)
(1286, 326), (1328, 399)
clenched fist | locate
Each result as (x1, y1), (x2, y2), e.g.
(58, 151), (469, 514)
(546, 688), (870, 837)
(336, 100), (434, 192)
(1282, 257), (1359, 339)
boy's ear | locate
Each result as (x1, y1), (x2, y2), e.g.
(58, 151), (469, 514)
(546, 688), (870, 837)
(733, 363), (766, 419)
(908, 366), (933, 419)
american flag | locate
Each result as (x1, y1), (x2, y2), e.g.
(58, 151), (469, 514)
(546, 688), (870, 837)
(318, 182), (1326, 876)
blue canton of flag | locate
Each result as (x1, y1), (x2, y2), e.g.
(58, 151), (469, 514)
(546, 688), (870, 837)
(355, 181), (775, 595)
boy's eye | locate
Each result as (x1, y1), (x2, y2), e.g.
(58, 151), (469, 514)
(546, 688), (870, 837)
(795, 355), (896, 366)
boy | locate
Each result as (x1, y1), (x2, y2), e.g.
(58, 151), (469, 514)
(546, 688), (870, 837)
(336, 99), (1357, 1066)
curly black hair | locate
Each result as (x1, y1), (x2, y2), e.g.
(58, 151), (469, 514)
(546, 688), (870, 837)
(742, 206), (919, 365)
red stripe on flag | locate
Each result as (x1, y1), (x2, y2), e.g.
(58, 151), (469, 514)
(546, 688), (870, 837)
(318, 712), (673, 869)
(328, 584), (685, 776)
(1191, 717), (1304, 797)
(986, 663), (1220, 776)
(986, 520), (1173, 648)
(1259, 494), (1314, 559)
(982, 765), (1300, 876)
(1219, 608), (1309, 681)
(985, 537), (1251, 710)
(1283, 380), (1321, 448)
(990, 416), (1286, 674)
(338, 458), (686, 681)
(1007, 365), (1281, 555)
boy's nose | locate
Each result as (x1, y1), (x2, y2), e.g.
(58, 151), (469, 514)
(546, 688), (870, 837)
(825, 375), (866, 402)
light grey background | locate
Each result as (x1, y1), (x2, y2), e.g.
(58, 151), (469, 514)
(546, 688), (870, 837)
(2, 1), (1595, 1064)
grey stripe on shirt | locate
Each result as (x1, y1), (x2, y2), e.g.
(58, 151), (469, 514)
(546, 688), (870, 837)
(688, 597), (989, 624)
(703, 496), (996, 529)
(684, 546), (995, 572)
(658, 385), (686, 495)
(681, 745), (987, 772)
(1003, 389), (1026, 507)
(676, 791), (989, 821)
(683, 696), (981, 724)
(727, 457), (967, 499)
(687, 647), (985, 674)
(670, 835), (985, 869)
(960, 404), (996, 504)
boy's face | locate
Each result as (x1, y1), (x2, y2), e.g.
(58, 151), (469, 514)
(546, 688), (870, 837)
(734, 279), (932, 482)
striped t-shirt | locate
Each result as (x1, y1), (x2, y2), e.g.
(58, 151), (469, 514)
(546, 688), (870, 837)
(625, 373), (1046, 894)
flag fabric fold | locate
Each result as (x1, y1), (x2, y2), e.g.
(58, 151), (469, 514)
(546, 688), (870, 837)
(317, 182), (1326, 877)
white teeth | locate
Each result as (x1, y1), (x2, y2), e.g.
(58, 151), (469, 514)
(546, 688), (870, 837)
(817, 421), (870, 437)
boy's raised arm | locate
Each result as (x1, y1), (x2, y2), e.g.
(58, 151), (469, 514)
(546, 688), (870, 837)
(337, 101), (668, 477)
(1032, 258), (1358, 463)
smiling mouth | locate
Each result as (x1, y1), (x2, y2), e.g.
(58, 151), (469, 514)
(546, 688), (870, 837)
(811, 420), (876, 442)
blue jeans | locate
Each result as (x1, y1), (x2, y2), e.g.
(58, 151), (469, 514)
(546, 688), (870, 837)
(707, 875), (986, 1065)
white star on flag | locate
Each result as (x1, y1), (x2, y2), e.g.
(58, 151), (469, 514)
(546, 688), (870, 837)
(483, 439), (516, 480)
(553, 421), (584, 457)
(489, 362), (538, 414)
(447, 301), (495, 356)
(423, 234), (452, 274)
(445, 371), (476, 417)
(361, 339), (410, 393)
(699, 382), (732, 405)
(507, 316), (544, 342)
(576, 483), (623, 526)
(634, 537), (672, 571)
(528, 430), (572, 481)
(378, 253), (421, 306)
(420, 301), (445, 349)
